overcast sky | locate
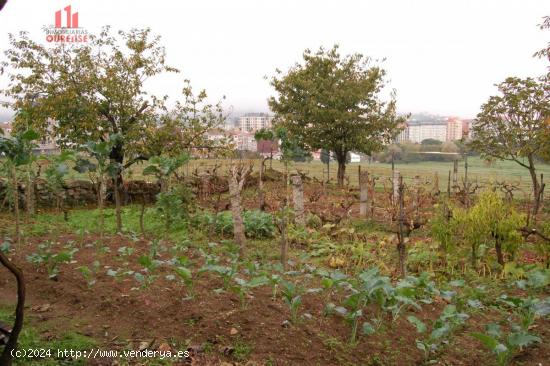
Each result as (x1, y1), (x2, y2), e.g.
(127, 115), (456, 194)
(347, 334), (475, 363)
(0, 0), (548, 120)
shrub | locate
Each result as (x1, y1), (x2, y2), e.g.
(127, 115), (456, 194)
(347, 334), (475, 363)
(192, 210), (275, 239)
(431, 190), (525, 267)
(243, 210), (275, 238)
(306, 213), (322, 228)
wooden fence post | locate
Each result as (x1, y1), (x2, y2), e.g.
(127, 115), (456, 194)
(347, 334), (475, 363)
(359, 170), (369, 217)
(291, 175), (305, 226)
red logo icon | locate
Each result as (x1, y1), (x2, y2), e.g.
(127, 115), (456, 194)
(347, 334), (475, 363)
(55, 5), (79, 28)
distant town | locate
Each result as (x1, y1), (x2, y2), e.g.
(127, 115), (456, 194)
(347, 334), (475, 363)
(0, 112), (474, 161)
(0, 112), (474, 162)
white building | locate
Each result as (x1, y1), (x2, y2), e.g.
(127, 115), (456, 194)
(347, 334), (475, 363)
(232, 131), (257, 151)
(349, 152), (361, 163)
(407, 120), (447, 143)
(239, 113), (274, 132)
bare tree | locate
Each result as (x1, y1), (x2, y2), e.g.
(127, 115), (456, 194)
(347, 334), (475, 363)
(228, 164), (251, 255)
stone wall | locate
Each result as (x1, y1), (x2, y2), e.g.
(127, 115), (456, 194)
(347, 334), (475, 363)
(0, 179), (161, 209)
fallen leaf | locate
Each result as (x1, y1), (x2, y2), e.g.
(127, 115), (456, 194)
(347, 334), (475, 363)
(32, 304), (51, 312)
(158, 342), (171, 352)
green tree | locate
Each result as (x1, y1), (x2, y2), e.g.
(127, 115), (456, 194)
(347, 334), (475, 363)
(533, 15), (549, 73)
(2, 27), (177, 232)
(470, 77), (549, 217)
(154, 80), (232, 158)
(268, 45), (404, 186)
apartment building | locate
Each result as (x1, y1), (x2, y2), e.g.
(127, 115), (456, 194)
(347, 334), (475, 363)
(395, 116), (472, 144)
(463, 119), (475, 139)
(239, 113), (274, 132)
(446, 117), (463, 141)
(394, 124), (409, 143)
(407, 120), (448, 143)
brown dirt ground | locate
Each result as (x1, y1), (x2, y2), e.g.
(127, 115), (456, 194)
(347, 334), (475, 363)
(1, 231), (549, 366)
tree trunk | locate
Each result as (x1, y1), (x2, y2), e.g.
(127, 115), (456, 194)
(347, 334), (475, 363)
(140, 199), (146, 236)
(452, 160), (458, 193)
(258, 158), (265, 211)
(527, 156), (541, 219)
(413, 175), (421, 222)
(25, 169), (35, 222)
(98, 177), (105, 238)
(114, 176), (122, 233)
(291, 175), (305, 226)
(433, 172), (440, 196)
(0, 252), (25, 366)
(280, 213), (287, 270)
(336, 156), (346, 187)
(396, 175), (407, 277)
(11, 165), (20, 246)
(368, 176), (375, 217)
(110, 143), (125, 233)
(359, 170), (369, 217)
(495, 237), (504, 266)
(447, 170), (451, 198)
(229, 166), (249, 255)
(464, 155), (470, 208)
(392, 170), (400, 206)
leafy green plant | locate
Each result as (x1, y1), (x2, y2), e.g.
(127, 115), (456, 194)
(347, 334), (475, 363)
(280, 280), (302, 324)
(408, 304), (469, 361)
(117, 246), (135, 259)
(232, 275), (269, 309)
(26, 240), (78, 280)
(0, 129), (39, 245)
(326, 268), (394, 344)
(200, 261), (239, 290)
(42, 150), (75, 213)
(74, 134), (122, 235)
(134, 254), (160, 288)
(142, 154), (188, 192)
(194, 210), (275, 239)
(317, 269), (348, 302)
(243, 210), (275, 238)
(334, 292), (367, 344)
(171, 256), (194, 299)
(471, 323), (541, 366)
(155, 189), (184, 230)
(78, 260), (101, 288)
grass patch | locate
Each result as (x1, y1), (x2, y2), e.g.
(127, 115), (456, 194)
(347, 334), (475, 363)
(232, 337), (253, 362)
(0, 305), (96, 365)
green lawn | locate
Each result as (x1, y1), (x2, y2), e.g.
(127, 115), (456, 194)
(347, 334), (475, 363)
(51, 155), (550, 193)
